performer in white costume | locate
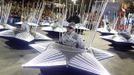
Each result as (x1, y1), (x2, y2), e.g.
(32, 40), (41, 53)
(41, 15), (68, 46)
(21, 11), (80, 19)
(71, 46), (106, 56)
(59, 22), (85, 49)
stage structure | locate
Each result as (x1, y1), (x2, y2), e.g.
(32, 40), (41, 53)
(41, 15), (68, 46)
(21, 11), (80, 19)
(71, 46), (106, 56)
(0, 0), (16, 31)
(22, 0), (114, 75)
(97, 2), (120, 35)
(23, 42), (110, 75)
(40, 1), (68, 37)
(100, 9), (134, 50)
(101, 32), (134, 50)
(40, 0), (89, 37)
(0, 1), (52, 44)
(97, 17), (118, 35)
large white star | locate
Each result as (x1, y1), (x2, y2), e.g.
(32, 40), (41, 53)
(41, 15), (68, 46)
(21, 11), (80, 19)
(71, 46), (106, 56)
(0, 29), (52, 42)
(23, 42), (112, 75)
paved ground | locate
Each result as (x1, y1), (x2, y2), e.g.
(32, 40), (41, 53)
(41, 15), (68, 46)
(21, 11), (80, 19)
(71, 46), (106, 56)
(0, 31), (134, 75)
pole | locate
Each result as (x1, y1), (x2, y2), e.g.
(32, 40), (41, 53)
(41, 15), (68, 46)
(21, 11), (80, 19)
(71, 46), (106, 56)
(89, 0), (108, 55)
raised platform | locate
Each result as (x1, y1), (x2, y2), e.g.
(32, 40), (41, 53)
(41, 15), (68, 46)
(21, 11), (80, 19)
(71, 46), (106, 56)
(23, 43), (111, 75)
(101, 35), (134, 50)
(0, 30), (52, 49)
